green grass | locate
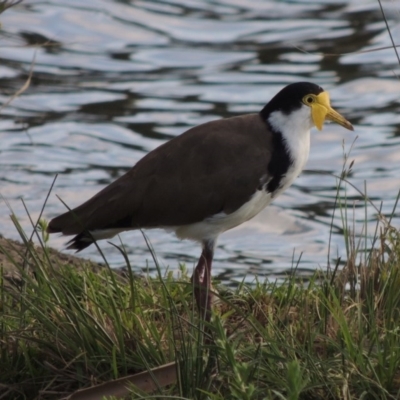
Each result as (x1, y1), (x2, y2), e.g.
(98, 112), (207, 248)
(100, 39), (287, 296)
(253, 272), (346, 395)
(1, 197), (400, 399)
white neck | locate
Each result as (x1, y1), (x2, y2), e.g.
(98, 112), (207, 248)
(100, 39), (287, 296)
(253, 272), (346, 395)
(267, 105), (313, 189)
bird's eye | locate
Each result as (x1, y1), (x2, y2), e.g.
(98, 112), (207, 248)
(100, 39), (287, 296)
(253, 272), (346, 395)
(303, 95), (315, 106)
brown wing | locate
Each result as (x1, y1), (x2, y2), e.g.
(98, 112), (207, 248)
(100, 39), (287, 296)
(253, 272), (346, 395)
(48, 113), (272, 236)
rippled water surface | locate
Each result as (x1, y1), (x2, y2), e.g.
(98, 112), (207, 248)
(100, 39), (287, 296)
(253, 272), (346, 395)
(1, 0), (400, 282)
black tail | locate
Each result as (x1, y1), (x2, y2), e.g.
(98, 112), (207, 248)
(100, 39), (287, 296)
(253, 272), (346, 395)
(66, 232), (95, 252)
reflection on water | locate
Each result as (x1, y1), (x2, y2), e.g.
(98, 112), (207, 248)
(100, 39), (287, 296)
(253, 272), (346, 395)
(1, 0), (399, 282)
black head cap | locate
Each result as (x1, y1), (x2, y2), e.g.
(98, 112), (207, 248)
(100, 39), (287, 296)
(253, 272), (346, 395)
(260, 82), (324, 119)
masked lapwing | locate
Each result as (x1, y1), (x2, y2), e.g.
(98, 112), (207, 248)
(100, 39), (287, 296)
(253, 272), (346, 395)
(47, 82), (353, 320)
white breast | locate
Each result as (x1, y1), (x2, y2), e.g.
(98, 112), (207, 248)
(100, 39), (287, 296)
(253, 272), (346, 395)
(172, 190), (274, 242)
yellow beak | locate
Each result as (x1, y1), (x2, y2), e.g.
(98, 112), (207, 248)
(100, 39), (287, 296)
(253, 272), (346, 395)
(312, 91), (354, 131)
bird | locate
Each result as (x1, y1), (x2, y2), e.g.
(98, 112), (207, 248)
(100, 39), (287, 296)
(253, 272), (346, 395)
(47, 82), (353, 321)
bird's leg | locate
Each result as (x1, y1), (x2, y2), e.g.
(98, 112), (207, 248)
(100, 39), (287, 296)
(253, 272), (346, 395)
(191, 239), (215, 321)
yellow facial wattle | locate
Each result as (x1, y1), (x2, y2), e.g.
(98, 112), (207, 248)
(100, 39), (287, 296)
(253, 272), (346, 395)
(303, 91), (353, 131)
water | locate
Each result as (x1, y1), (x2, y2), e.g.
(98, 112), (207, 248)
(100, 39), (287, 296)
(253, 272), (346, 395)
(1, 0), (400, 283)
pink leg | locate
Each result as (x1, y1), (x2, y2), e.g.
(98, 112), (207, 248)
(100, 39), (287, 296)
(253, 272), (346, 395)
(192, 240), (215, 321)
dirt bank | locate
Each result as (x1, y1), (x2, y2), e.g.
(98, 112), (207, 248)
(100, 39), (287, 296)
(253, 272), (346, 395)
(0, 235), (103, 281)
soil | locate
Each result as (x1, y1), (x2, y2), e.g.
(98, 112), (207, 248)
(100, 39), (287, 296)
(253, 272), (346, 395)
(0, 235), (103, 281)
